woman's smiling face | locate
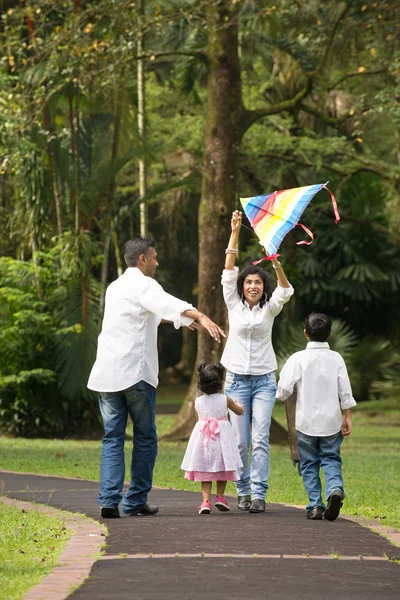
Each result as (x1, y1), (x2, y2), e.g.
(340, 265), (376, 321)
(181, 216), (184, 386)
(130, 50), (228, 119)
(243, 274), (264, 307)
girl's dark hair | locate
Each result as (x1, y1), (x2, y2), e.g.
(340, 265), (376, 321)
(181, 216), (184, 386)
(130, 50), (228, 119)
(197, 362), (225, 395)
(305, 312), (332, 342)
(236, 265), (274, 308)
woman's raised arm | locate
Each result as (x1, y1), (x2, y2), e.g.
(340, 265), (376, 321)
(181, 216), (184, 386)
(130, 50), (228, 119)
(225, 210), (242, 270)
(270, 257), (291, 289)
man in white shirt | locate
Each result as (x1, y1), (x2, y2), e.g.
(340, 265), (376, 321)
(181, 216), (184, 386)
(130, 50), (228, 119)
(88, 237), (224, 518)
(276, 313), (356, 521)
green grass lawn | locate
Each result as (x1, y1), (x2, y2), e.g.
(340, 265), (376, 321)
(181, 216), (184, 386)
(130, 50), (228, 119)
(0, 399), (399, 529)
(0, 502), (71, 600)
(156, 384), (188, 405)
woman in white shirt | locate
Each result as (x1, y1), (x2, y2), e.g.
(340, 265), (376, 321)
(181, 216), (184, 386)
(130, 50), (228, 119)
(221, 211), (294, 513)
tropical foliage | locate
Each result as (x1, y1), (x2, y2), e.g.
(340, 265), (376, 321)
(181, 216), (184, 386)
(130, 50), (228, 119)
(0, 0), (399, 436)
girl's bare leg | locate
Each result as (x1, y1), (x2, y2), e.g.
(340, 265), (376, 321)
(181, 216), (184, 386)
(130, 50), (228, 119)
(216, 481), (227, 496)
(201, 481), (212, 502)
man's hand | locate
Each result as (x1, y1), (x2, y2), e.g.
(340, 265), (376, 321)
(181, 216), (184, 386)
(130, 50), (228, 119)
(341, 415), (352, 436)
(198, 314), (225, 343)
(181, 309), (225, 341)
(187, 321), (199, 331)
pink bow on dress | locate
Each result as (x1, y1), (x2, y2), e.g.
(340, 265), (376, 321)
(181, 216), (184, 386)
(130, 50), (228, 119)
(199, 417), (226, 447)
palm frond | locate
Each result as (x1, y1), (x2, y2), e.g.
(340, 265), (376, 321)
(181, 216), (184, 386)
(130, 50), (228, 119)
(54, 278), (100, 402)
(329, 319), (358, 359)
(276, 318), (357, 372)
(348, 336), (397, 400)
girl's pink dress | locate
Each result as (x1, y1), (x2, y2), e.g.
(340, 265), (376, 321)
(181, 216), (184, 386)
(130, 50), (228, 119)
(181, 393), (243, 482)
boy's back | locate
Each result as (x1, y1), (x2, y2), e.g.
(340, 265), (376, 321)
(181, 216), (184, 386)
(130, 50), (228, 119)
(276, 312), (356, 521)
(277, 341), (356, 436)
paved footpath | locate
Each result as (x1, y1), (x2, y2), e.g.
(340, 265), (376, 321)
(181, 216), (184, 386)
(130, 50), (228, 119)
(1, 471), (400, 600)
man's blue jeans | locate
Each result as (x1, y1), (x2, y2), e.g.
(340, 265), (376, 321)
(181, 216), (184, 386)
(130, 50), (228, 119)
(297, 430), (344, 510)
(98, 381), (157, 514)
(225, 372), (276, 499)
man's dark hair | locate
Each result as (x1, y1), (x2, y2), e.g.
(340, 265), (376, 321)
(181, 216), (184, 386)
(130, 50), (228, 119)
(305, 312), (332, 342)
(124, 237), (155, 267)
(197, 362), (225, 395)
(236, 265), (274, 308)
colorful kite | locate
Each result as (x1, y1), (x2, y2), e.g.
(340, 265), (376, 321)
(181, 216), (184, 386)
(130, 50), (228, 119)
(240, 182), (339, 262)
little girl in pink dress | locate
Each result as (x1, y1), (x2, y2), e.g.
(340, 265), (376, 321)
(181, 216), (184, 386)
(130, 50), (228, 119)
(181, 363), (244, 514)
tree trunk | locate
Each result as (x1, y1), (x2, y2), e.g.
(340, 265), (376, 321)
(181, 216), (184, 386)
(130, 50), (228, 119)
(197, 1), (244, 362)
(99, 80), (124, 313)
(137, 0), (147, 236)
(99, 231), (111, 315)
(161, 1), (243, 440)
(75, 85), (81, 233)
(161, 2), (288, 444)
(174, 326), (197, 379)
(44, 104), (63, 236)
(112, 226), (123, 276)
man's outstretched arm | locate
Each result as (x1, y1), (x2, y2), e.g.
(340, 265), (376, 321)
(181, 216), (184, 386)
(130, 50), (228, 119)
(181, 309), (225, 343)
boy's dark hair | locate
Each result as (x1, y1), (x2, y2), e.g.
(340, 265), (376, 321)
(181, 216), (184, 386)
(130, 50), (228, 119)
(124, 237), (155, 267)
(305, 312), (332, 342)
(236, 265), (273, 308)
(197, 363), (225, 395)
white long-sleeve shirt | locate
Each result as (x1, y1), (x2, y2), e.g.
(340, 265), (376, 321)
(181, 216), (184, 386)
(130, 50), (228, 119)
(220, 267), (294, 375)
(87, 267), (194, 392)
(276, 342), (357, 436)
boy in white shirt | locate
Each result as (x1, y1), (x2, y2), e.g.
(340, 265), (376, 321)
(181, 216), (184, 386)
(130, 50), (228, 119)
(276, 313), (356, 521)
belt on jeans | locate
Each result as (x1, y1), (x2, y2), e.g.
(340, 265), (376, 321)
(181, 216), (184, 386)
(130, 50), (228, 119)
(228, 371), (252, 380)
(227, 371), (252, 380)
(229, 373), (269, 380)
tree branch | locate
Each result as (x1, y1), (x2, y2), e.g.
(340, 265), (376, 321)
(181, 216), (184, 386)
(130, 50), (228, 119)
(256, 152), (399, 182)
(299, 102), (351, 127)
(135, 50), (208, 64)
(329, 68), (387, 90)
(317, 4), (349, 75)
(242, 79), (312, 133)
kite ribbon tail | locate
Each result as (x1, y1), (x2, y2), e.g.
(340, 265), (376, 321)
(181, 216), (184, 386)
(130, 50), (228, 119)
(322, 185), (340, 223)
(253, 253), (281, 265)
(296, 223), (314, 246)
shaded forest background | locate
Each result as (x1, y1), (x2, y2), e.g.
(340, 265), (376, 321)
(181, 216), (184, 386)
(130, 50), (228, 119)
(0, 0), (399, 438)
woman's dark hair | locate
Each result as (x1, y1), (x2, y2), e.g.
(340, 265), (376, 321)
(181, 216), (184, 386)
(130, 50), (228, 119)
(124, 237), (155, 267)
(236, 265), (274, 308)
(305, 312), (332, 342)
(197, 363), (225, 395)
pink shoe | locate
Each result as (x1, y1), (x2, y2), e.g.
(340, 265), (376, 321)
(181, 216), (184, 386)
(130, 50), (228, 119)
(198, 500), (212, 515)
(214, 496), (231, 512)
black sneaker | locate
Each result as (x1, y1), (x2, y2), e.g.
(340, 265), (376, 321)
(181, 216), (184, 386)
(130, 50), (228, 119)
(238, 495), (251, 511)
(124, 503), (159, 516)
(306, 506), (324, 520)
(249, 499), (266, 513)
(101, 506), (120, 519)
(324, 490), (343, 521)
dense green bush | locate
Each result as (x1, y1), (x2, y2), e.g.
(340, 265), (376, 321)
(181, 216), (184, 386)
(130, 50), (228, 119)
(0, 255), (100, 437)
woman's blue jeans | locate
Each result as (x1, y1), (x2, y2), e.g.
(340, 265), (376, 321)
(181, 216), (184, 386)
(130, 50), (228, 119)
(98, 381), (157, 514)
(225, 372), (276, 500)
(296, 430), (344, 510)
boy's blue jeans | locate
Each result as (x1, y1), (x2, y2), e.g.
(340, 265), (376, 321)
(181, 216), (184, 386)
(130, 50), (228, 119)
(296, 430), (344, 510)
(226, 372), (276, 500)
(98, 381), (157, 514)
